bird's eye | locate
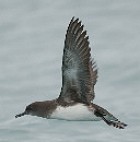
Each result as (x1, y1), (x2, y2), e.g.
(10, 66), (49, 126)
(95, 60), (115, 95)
(26, 106), (33, 111)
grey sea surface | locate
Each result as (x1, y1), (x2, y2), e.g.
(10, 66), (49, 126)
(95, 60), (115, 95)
(0, 0), (140, 142)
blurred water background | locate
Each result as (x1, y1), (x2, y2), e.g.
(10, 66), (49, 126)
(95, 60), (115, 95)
(0, 0), (140, 142)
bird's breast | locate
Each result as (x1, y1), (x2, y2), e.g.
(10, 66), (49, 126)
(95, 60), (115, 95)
(50, 103), (101, 121)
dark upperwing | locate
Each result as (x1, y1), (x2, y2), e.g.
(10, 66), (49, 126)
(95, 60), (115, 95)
(58, 17), (98, 106)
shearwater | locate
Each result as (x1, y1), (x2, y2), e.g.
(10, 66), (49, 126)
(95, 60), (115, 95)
(15, 17), (127, 129)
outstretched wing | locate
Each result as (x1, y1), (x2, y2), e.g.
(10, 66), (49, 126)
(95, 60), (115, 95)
(58, 17), (98, 105)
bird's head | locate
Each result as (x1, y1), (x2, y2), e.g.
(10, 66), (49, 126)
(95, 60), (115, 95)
(15, 102), (42, 118)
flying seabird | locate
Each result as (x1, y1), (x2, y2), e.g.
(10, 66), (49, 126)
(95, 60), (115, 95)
(15, 17), (127, 129)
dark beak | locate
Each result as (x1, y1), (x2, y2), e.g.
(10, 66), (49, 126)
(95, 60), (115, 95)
(15, 111), (26, 118)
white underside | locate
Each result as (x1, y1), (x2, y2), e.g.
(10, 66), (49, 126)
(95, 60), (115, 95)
(50, 103), (101, 121)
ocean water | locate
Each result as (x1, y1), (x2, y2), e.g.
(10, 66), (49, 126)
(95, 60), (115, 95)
(0, 0), (140, 142)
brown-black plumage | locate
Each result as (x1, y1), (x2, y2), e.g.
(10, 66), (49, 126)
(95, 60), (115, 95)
(15, 17), (127, 129)
(58, 17), (97, 105)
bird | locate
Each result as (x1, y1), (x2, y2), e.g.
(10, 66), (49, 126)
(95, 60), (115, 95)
(15, 17), (127, 129)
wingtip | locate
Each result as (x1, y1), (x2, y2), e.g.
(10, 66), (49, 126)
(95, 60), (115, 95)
(71, 17), (80, 23)
(71, 16), (75, 22)
(111, 121), (128, 129)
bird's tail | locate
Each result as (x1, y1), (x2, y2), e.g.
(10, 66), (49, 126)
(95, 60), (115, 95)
(93, 104), (127, 129)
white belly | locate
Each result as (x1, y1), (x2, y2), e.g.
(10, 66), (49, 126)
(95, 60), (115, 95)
(50, 103), (101, 121)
